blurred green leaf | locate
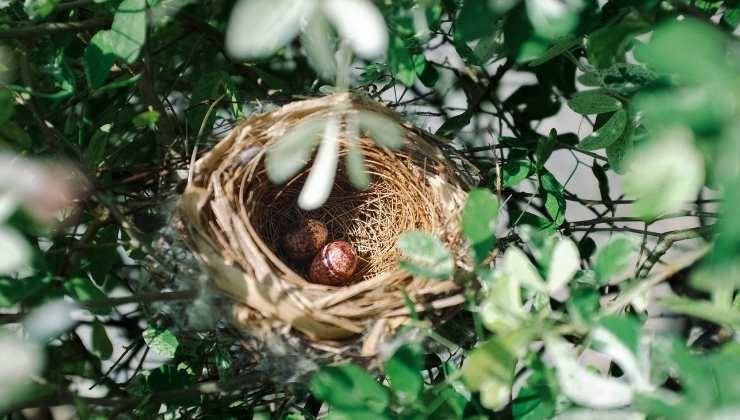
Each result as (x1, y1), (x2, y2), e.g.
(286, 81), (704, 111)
(546, 238), (579, 294)
(132, 109), (160, 129)
(265, 118), (325, 184)
(311, 364), (389, 413)
(455, 0), (498, 42)
(91, 320), (113, 360)
(64, 277), (110, 314)
(357, 111), (404, 149)
(624, 129), (704, 220)
(388, 35), (417, 86)
(502, 246), (546, 293)
(594, 237), (635, 285)
(397, 230), (454, 280)
(462, 328), (535, 410)
(461, 188), (498, 265)
(104, 0), (147, 64)
(385, 344), (423, 401)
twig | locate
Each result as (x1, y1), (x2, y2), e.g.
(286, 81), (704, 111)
(604, 245), (712, 315)
(0, 18), (110, 39)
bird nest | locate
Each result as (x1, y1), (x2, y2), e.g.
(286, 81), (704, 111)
(178, 93), (474, 358)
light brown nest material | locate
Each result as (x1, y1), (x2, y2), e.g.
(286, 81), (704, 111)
(179, 93), (475, 356)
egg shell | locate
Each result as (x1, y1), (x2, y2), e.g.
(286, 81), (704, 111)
(309, 241), (358, 286)
(282, 219), (329, 262)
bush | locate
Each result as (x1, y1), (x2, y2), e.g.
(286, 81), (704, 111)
(1, 0), (739, 418)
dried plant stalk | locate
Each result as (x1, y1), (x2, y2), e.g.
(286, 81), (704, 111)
(179, 93), (475, 357)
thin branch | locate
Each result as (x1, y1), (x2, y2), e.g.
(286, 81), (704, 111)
(0, 18), (111, 40)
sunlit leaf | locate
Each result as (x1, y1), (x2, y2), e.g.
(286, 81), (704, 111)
(0, 226), (31, 275)
(345, 127), (370, 190)
(322, 0), (388, 59)
(143, 327), (179, 358)
(461, 189), (499, 265)
(0, 335), (43, 410)
(298, 116), (340, 210)
(23, 299), (78, 342)
(397, 230), (454, 280)
(547, 238), (579, 295)
(623, 128), (704, 220)
(594, 237), (635, 285)
(545, 334), (634, 409)
(226, 0), (316, 59)
(503, 247), (546, 292)
(480, 270), (525, 334)
(106, 0), (147, 64)
(265, 118), (325, 184)
(301, 9), (337, 81)
(357, 111), (404, 149)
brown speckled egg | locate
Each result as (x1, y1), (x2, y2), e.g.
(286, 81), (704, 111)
(282, 219), (329, 262)
(309, 241), (358, 286)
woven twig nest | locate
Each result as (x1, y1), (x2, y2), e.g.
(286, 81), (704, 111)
(179, 93), (473, 357)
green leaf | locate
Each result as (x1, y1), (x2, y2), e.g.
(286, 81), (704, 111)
(659, 296), (740, 329)
(435, 111), (472, 137)
(462, 328), (535, 410)
(502, 246), (546, 293)
(579, 109), (627, 150)
(501, 159), (534, 187)
(540, 172), (566, 228)
(132, 109), (160, 129)
(142, 327), (179, 358)
(91, 321), (113, 360)
(594, 237), (635, 285)
(635, 18), (728, 84)
(397, 230), (454, 280)
(0, 88), (14, 126)
(605, 127), (634, 174)
(83, 32), (117, 89)
(385, 344), (423, 401)
(265, 118), (324, 184)
(187, 71), (231, 135)
(545, 334), (634, 409)
(107, 0), (147, 64)
(586, 14), (650, 69)
(345, 135), (370, 190)
(623, 128), (705, 220)
(311, 364), (389, 413)
(0, 276), (50, 307)
(64, 277), (109, 314)
(480, 270), (526, 334)
(546, 238), (579, 295)
(388, 35), (416, 86)
(461, 189), (499, 265)
(24, 0), (59, 19)
(455, 0), (498, 42)
(568, 90), (622, 115)
(0, 226), (31, 275)
(525, 0), (581, 40)
(528, 36), (580, 66)
(225, 0), (311, 59)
